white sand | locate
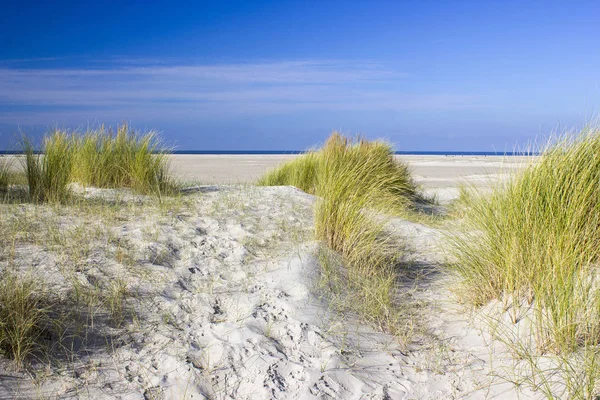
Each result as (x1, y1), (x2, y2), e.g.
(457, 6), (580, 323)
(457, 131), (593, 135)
(0, 156), (546, 399)
(169, 154), (534, 202)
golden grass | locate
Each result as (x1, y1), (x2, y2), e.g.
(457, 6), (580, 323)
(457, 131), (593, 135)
(259, 132), (417, 337)
(452, 127), (600, 398)
(71, 124), (174, 195)
(0, 271), (48, 370)
(19, 124), (174, 203)
(23, 131), (74, 203)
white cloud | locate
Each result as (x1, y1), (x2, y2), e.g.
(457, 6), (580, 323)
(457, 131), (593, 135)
(0, 60), (480, 123)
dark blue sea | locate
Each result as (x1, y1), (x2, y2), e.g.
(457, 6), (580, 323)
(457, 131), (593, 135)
(172, 150), (536, 156)
(0, 150), (537, 156)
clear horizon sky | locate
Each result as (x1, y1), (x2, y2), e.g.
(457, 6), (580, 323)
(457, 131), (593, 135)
(1, 1), (600, 151)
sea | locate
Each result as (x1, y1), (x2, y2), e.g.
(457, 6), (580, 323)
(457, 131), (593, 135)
(0, 150), (538, 156)
(172, 150), (536, 156)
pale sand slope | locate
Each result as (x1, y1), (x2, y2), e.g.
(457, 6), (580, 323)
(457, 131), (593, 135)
(168, 154), (534, 202)
(0, 179), (544, 399)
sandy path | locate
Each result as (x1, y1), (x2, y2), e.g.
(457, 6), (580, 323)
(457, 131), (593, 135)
(0, 183), (541, 399)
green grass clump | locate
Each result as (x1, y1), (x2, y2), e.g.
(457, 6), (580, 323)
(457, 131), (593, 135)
(71, 124), (173, 195)
(259, 132), (417, 336)
(23, 131), (75, 203)
(258, 152), (320, 193)
(453, 128), (600, 353)
(0, 271), (48, 370)
(20, 124), (174, 202)
(259, 132), (417, 210)
(0, 158), (12, 191)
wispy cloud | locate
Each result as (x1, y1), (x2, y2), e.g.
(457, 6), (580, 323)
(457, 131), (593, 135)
(0, 60), (480, 124)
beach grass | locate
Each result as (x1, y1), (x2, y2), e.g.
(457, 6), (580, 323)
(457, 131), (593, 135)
(0, 270), (49, 370)
(258, 132), (417, 210)
(259, 132), (417, 337)
(258, 152), (321, 194)
(23, 131), (75, 203)
(0, 192), (179, 370)
(0, 158), (13, 192)
(71, 124), (174, 195)
(451, 127), (600, 397)
(19, 124), (174, 203)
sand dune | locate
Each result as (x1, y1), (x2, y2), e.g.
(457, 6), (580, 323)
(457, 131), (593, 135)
(0, 156), (546, 399)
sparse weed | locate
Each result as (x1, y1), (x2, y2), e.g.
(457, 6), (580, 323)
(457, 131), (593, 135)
(0, 157), (12, 191)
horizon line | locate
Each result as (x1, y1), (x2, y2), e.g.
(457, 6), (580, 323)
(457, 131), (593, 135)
(0, 149), (539, 156)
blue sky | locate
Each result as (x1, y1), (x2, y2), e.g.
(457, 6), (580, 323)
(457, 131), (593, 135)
(1, 1), (599, 151)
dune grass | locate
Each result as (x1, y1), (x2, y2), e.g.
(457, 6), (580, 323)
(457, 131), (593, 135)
(23, 131), (75, 203)
(452, 127), (600, 398)
(0, 271), (49, 370)
(258, 152), (321, 193)
(0, 158), (12, 192)
(19, 124), (174, 203)
(259, 132), (417, 337)
(71, 124), (174, 195)
(258, 132), (417, 208)
(0, 193), (181, 370)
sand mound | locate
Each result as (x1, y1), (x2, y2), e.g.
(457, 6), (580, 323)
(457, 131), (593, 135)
(0, 186), (534, 399)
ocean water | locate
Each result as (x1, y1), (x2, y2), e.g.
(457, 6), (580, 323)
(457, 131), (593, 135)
(171, 150), (536, 156)
(0, 150), (537, 156)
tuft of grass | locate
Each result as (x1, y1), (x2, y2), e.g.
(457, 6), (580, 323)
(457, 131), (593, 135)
(19, 124), (175, 202)
(451, 126), (600, 398)
(259, 132), (417, 210)
(260, 132), (417, 337)
(23, 131), (74, 203)
(71, 124), (174, 195)
(0, 157), (12, 191)
(0, 271), (49, 370)
(258, 152), (320, 193)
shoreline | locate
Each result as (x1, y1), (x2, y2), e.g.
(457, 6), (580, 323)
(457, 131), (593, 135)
(167, 154), (533, 202)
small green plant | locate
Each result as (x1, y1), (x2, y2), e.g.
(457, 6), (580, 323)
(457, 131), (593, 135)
(0, 271), (49, 369)
(107, 279), (129, 326)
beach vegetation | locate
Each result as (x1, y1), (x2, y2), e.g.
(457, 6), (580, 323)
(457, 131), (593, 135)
(23, 131), (75, 203)
(0, 270), (49, 370)
(258, 132), (417, 209)
(451, 126), (600, 398)
(71, 124), (174, 195)
(0, 158), (13, 192)
(19, 124), (174, 203)
(259, 132), (419, 339)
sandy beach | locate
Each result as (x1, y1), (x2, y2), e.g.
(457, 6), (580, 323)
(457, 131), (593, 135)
(4, 0), (597, 397)
(0, 155), (547, 399)
(169, 154), (533, 202)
